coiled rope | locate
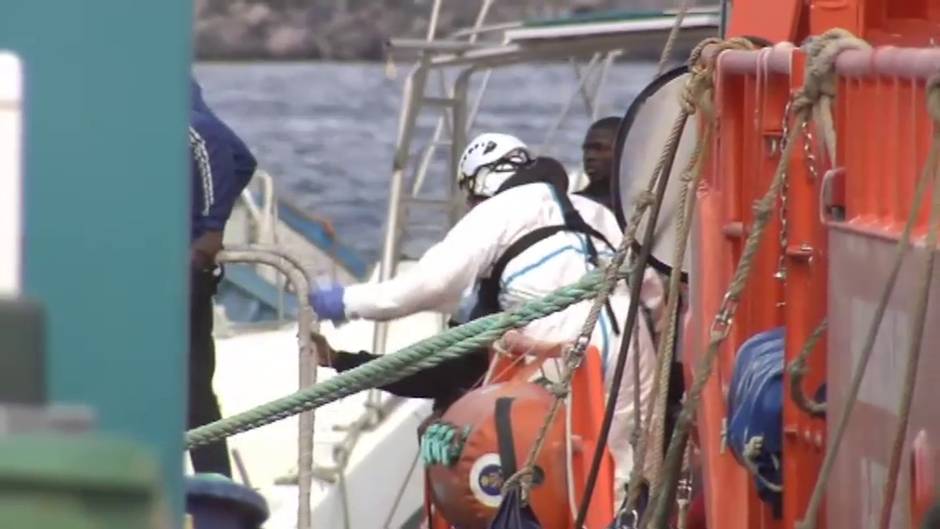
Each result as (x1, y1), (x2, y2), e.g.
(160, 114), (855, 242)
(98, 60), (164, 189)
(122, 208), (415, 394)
(420, 422), (470, 467)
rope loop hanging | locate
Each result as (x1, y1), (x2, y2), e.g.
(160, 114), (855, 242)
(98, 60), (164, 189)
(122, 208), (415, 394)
(620, 36), (755, 518)
(645, 28), (869, 529)
(787, 319), (828, 417)
(797, 51), (940, 529)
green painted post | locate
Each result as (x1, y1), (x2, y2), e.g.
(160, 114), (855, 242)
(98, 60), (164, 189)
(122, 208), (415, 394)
(0, 0), (191, 522)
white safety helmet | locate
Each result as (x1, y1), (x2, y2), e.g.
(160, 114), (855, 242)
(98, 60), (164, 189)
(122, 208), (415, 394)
(457, 133), (533, 198)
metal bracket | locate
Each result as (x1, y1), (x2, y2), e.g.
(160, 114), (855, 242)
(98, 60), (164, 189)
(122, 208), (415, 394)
(819, 167), (846, 223)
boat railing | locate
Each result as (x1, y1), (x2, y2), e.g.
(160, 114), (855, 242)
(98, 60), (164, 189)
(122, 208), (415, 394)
(214, 244), (319, 529)
(227, 170), (291, 321)
(238, 169), (279, 247)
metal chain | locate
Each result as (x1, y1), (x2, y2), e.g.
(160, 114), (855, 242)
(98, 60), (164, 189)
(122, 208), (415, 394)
(801, 118), (820, 180)
(774, 96), (820, 284)
(774, 101), (792, 283)
(775, 176), (790, 283)
(780, 99), (792, 151)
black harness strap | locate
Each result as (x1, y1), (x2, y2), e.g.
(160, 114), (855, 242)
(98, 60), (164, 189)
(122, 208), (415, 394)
(475, 225), (592, 317)
(471, 182), (621, 334)
(494, 397), (518, 481)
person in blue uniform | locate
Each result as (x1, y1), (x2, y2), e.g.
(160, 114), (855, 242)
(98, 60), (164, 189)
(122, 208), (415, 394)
(188, 78), (257, 476)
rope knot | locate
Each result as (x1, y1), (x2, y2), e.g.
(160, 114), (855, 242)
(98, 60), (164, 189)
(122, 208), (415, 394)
(420, 422), (469, 467)
(548, 382), (570, 399)
(681, 37), (754, 116)
(795, 29), (870, 115)
(634, 190), (656, 209)
(501, 466), (536, 497)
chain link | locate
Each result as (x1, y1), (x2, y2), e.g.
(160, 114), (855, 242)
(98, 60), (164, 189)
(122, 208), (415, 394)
(780, 100), (792, 151)
(774, 98), (820, 285)
(801, 119), (820, 180)
(774, 101), (792, 284)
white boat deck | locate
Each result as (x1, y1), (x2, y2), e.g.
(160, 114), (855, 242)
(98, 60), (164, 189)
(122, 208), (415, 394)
(206, 264), (445, 528)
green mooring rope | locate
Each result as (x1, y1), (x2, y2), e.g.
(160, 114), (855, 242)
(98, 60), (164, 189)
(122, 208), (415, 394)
(420, 422), (470, 466)
(185, 267), (616, 449)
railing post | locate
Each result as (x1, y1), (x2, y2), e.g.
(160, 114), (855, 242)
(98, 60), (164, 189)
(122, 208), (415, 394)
(214, 246), (319, 529)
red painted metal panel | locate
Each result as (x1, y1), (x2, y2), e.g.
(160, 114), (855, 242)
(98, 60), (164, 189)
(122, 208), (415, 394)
(689, 45), (806, 529)
(810, 0), (940, 46)
(779, 49), (830, 529)
(728, 0), (803, 43)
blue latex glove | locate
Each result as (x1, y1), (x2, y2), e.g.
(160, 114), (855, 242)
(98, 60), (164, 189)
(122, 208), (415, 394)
(308, 284), (347, 324)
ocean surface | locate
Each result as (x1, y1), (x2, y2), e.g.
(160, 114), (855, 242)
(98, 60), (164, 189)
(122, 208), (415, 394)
(194, 61), (656, 264)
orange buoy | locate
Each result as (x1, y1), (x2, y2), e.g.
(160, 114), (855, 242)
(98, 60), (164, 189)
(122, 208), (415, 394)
(426, 381), (571, 529)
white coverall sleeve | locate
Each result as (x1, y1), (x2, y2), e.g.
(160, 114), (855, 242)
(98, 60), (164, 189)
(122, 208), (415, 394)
(343, 199), (520, 321)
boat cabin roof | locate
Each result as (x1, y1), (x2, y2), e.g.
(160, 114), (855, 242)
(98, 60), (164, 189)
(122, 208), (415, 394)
(387, 7), (721, 69)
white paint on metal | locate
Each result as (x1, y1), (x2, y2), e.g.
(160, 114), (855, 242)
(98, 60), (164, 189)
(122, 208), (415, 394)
(0, 52), (23, 296)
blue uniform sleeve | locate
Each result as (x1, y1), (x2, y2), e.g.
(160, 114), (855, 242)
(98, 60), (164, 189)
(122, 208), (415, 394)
(190, 118), (257, 233)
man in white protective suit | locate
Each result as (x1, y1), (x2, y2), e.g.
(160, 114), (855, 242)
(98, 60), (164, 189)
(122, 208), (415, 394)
(308, 133), (663, 503)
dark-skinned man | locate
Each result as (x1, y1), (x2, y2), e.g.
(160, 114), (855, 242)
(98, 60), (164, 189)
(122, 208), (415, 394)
(577, 116), (622, 210)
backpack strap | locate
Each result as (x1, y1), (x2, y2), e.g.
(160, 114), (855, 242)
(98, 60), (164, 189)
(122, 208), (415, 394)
(474, 224), (600, 319)
(553, 190), (621, 335)
(494, 397), (518, 481)
(471, 183), (621, 336)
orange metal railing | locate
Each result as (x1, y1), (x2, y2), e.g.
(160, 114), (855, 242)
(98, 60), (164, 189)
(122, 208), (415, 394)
(692, 41), (940, 529)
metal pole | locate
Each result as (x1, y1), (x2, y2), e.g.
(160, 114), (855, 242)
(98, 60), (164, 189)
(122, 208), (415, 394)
(375, 63), (429, 356)
(426, 0), (443, 41)
(411, 121), (446, 197)
(461, 0), (502, 131)
(591, 51), (619, 121)
(466, 69), (494, 133)
(214, 247), (318, 529)
(719, 0), (730, 38)
(572, 53), (602, 116)
(411, 70), (454, 197)
(539, 54), (603, 154)
(412, 0), (496, 198)
(452, 68), (474, 225)
(470, 0), (498, 41)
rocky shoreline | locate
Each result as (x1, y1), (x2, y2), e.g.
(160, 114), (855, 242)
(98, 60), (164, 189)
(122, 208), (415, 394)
(194, 0), (681, 61)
